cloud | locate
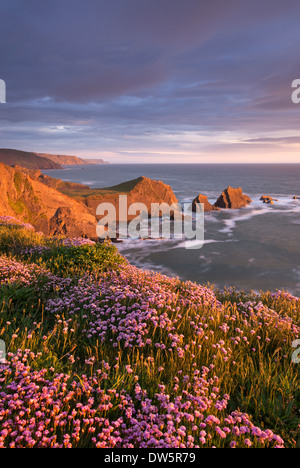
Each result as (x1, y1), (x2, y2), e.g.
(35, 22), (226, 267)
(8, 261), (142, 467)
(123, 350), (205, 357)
(1, 0), (300, 161)
(244, 136), (300, 144)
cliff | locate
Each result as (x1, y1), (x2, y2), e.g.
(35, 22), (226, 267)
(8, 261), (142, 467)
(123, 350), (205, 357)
(19, 167), (89, 192)
(63, 176), (179, 221)
(36, 153), (108, 166)
(0, 165), (179, 239)
(0, 163), (97, 239)
(35, 153), (88, 166)
(0, 149), (62, 169)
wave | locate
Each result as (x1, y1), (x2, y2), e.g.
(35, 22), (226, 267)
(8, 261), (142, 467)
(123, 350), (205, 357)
(219, 202), (300, 235)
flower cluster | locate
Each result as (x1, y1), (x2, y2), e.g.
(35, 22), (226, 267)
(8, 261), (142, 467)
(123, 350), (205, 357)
(0, 256), (50, 286)
(271, 290), (300, 303)
(0, 350), (284, 448)
(60, 238), (96, 247)
(20, 245), (51, 256)
(0, 216), (35, 231)
(45, 265), (221, 350)
(0, 232), (299, 448)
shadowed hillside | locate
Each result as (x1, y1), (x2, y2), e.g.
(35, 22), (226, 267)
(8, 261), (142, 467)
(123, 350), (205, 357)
(0, 149), (62, 169)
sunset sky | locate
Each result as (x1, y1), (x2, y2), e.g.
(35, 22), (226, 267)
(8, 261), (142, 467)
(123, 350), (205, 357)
(1, 0), (300, 163)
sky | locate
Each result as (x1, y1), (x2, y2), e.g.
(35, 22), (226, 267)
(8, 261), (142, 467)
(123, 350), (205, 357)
(1, 0), (300, 163)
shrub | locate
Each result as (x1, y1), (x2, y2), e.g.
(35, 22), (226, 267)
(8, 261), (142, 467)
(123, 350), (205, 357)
(38, 242), (125, 276)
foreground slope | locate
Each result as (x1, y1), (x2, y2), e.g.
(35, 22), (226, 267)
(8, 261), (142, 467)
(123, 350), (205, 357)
(0, 219), (299, 448)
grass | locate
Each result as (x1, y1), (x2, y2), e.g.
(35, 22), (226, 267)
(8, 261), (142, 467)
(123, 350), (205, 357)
(0, 223), (125, 276)
(59, 177), (144, 198)
(0, 221), (299, 448)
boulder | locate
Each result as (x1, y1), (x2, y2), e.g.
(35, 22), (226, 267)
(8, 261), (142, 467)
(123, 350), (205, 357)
(214, 186), (252, 209)
(49, 207), (96, 239)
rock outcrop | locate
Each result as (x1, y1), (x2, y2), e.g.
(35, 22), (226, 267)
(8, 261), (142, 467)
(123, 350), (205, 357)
(0, 164), (181, 239)
(214, 186), (252, 209)
(49, 207), (96, 238)
(0, 163), (97, 238)
(72, 176), (179, 221)
(192, 194), (216, 212)
(20, 167), (89, 192)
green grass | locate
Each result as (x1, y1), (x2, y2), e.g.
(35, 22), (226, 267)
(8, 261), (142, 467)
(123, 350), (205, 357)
(59, 177), (144, 198)
(39, 242), (125, 276)
(0, 224), (45, 255)
(0, 223), (125, 277)
(0, 223), (300, 447)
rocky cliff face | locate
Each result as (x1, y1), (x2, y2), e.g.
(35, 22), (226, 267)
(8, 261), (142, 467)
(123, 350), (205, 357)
(0, 165), (179, 239)
(36, 153), (86, 166)
(20, 167), (89, 192)
(0, 163), (97, 239)
(73, 176), (179, 221)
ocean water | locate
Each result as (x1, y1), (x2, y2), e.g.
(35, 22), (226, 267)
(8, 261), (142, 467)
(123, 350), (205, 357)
(43, 164), (300, 295)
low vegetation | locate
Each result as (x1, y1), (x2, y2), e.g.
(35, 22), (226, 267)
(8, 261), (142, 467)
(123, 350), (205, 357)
(0, 216), (299, 448)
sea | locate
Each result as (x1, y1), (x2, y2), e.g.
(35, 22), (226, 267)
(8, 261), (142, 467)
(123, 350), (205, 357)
(43, 164), (300, 296)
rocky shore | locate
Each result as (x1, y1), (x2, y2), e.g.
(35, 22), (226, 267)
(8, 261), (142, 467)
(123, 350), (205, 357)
(0, 159), (298, 241)
(0, 163), (178, 239)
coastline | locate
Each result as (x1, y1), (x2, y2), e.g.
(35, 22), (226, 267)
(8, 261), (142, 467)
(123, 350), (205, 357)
(41, 163), (300, 297)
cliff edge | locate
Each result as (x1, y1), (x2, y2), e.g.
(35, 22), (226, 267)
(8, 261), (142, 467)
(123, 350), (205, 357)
(0, 163), (97, 239)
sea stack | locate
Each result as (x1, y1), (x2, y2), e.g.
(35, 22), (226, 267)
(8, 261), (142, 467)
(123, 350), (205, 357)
(192, 194), (215, 212)
(214, 186), (252, 209)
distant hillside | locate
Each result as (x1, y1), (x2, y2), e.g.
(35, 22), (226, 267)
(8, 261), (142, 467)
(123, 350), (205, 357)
(36, 153), (92, 166)
(0, 149), (109, 169)
(0, 149), (62, 169)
